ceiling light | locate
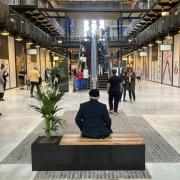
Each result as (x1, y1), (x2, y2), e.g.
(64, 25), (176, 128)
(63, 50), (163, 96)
(156, 39), (162, 44)
(148, 43), (153, 47)
(165, 34), (173, 39)
(128, 38), (132, 42)
(27, 40), (33, 45)
(15, 35), (23, 41)
(58, 40), (62, 44)
(1, 30), (9, 36)
(35, 44), (40, 48)
(169, 0), (172, 4)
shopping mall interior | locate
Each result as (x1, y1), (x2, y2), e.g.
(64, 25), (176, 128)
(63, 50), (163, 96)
(0, 0), (180, 180)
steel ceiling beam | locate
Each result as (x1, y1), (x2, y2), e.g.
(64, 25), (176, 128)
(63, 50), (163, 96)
(38, 7), (149, 13)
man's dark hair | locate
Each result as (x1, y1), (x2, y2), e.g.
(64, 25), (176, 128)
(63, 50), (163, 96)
(89, 89), (100, 98)
(112, 69), (117, 75)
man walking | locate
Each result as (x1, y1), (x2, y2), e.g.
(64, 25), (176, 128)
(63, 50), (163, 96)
(30, 67), (40, 97)
(107, 69), (122, 114)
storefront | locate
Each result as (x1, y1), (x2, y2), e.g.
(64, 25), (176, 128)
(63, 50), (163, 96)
(173, 34), (180, 87)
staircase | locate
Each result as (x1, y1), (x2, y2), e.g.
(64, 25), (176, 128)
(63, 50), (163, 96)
(98, 73), (109, 90)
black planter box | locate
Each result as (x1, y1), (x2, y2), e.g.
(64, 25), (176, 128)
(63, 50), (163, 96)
(31, 136), (145, 171)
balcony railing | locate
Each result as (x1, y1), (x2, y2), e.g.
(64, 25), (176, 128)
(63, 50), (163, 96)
(0, 1), (9, 25)
(136, 4), (180, 45)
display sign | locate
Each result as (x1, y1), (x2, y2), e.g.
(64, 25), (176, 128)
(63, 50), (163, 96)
(140, 52), (148, 57)
(27, 49), (37, 55)
(53, 56), (59, 61)
(160, 45), (172, 51)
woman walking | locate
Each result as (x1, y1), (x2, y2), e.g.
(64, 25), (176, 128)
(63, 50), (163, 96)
(127, 68), (136, 103)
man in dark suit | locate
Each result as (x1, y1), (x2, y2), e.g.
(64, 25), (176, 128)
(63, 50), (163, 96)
(75, 89), (113, 139)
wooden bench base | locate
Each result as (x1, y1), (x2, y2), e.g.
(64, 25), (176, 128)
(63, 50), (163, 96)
(32, 134), (145, 171)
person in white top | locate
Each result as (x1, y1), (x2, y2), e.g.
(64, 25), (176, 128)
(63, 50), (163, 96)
(79, 54), (87, 70)
(136, 67), (142, 87)
(83, 66), (89, 89)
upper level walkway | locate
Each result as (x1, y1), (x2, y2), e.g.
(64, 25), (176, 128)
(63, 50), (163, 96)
(0, 81), (180, 179)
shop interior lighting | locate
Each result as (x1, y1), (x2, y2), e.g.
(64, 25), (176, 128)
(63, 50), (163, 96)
(15, 35), (23, 41)
(1, 30), (9, 36)
(142, 46), (147, 49)
(165, 34), (173, 39)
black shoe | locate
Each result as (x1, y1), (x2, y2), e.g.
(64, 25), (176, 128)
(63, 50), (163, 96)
(123, 99), (127, 102)
(0, 113), (2, 116)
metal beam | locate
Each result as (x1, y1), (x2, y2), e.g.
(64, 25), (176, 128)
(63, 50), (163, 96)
(38, 8), (149, 13)
(47, 16), (142, 19)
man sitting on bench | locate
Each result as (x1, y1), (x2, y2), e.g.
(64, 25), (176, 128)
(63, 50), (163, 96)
(75, 89), (113, 138)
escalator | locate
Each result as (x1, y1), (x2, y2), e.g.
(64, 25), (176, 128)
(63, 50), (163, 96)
(97, 40), (110, 90)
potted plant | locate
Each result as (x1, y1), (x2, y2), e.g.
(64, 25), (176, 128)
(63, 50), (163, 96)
(31, 67), (66, 171)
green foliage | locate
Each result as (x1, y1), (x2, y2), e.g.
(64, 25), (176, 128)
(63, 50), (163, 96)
(31, 86), (66, 143)
(49, 66), (60, 89)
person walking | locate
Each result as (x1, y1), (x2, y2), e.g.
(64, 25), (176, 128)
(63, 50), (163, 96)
(45, 68), (49, 83)
(0, 69), (5, 102)
(2, 67), (8, 91)
(136, 67), (142, 87)
(76, 69), (84, 91)
(0, 69), (5, 115)
(127, 68), (136, 103)
(107, 69), (122, 114)
(30, 67), (40, 97)
(83, 66), (89, 89)
(120, 68), (128, 102)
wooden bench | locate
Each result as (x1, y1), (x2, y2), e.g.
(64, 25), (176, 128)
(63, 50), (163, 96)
(58, 133), (145, 170)
(32, 133), (145, 171)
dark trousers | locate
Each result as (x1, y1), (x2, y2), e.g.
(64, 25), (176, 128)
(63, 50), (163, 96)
(121, 84), (126, 100)
(3, 81), (6, 90)
(30, 82), (39, 95)
(108, 91), (120, 112)
(0, 92), (4, 100)
(129, 91), (136, 101)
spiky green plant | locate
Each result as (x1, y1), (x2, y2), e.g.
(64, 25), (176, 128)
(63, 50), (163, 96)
(31, 88), (66, 143)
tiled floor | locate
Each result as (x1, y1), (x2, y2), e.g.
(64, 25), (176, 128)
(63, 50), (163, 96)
(0, 81), (180, 180)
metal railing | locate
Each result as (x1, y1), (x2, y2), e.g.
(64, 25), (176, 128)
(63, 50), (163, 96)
(136, 4), (180, 45)
(91, 37), (98, 89)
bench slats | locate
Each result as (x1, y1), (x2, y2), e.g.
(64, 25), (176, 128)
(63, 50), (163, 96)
(60, 133), (145, 146)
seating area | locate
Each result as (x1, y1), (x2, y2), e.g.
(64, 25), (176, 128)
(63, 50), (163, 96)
(58, 133), (145, 171)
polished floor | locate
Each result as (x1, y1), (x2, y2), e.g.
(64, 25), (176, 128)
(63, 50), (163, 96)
(0, 81), (180, 180)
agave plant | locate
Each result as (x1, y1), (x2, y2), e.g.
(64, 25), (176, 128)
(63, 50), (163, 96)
(31, 87), (66, 143)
